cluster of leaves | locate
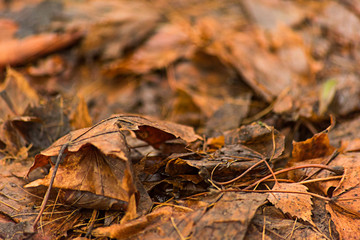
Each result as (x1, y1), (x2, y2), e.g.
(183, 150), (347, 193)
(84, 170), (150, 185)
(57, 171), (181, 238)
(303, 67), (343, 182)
(1, 0), (360, 239)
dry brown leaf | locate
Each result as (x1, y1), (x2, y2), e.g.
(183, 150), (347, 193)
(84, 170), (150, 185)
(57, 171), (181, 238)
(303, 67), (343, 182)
(224, 122), (285, 159)
(291, 130), (336, 163)
(115, 114), (201, 148)
(93, 206), (174, 239)
(206, 30), (292, 102)
(326, 203), (360, 240)
(26, 144), (135, 210)
(268, 182), (314, 225)
(329, 168), (360, 217)
(310, 152), (360, 197)
(191, 192), (268, 240)
(26, 114), (200, 210)
(104, 24), (194, 75)
(319, 2), (360, 44)
(70, 96), (93, 129)
(77, 0), (160, 61)
(26, 116), (137, 210)
(0, 31), (83, 67)
(0, 67), (39, 118)
(173, 144), (266, 185)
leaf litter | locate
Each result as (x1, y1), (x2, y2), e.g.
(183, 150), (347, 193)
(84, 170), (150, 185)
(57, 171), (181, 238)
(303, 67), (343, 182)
(1, 0), (360, 239)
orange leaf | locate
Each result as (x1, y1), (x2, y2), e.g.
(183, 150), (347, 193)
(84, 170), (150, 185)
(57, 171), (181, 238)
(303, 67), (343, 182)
(268, 182), (314, 225)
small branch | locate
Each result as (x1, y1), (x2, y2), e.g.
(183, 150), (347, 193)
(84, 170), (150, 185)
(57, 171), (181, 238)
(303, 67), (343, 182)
(244, 164), (343, 190)
(33, 143), (69, 230)
(222, 189), (331, 202)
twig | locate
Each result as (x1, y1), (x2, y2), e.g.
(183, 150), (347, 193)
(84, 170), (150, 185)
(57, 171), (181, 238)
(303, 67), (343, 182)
(0, 199), (19, 211)
(171, 217), (186, 240)
(85, 209), (98, 238)
(288, 217), (297, 240)
(244, 164), (343, 190)
(153, 202), (194, 212)
(299, 176), (342, 184)
(301, 150), (339, 181)
(222, 189), (331, 202)
(212, 159), (266, 185)
(262, 214), (266, 240)
(33, 143), (69, 230)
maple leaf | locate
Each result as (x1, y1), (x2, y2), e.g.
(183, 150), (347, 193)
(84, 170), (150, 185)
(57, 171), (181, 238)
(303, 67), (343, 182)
(267, 182), (314, 225)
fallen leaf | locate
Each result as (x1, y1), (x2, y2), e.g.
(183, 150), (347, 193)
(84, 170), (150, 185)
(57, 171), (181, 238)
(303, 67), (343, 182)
(26, 116), (137, 210)
(268, 182), (314, 225)
(92, 206), (176, 239)
(70, 96), (93, 129)
(175, 144), (267, 185)
(115, 114), (201, 148)
(0, 67), (39, 118)
(26, 114), (200, 210)
(78, 0), (159, 60)
(291, 129), (336, 163)
(191, 192), (268, 240)
(319, 2), (360, 44)
(26, 140), (136, 210)
(224, 122), (285, 159)
(0, 31), (83, 67)
(242, 0), (305, 30)
(326, 203), (360, 240)
(105, 24), (194, 75)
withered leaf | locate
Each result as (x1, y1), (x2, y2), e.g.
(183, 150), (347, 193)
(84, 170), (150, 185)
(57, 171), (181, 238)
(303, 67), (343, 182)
(305, 152), (360, 198)
(27, 114), (199, 209)
(26, 117), (136, 210)
(0, 31), (83, 67)
(26, 144), (135, 209)
(92, 206), (175, 239)
(326, 203), (360, 240)
(268, 182), (314, 225)
(105, 24), (193, 75)
(329, 167), (360, 216)
(115, 114), (201, 148)
(174, 144), (267, 185)
(0, 67), (39, 118)
(191, 192), (268, 240)
(224, 122), (285, 159)
(291, 129), (336, 163)
(27, 116), (128, 173)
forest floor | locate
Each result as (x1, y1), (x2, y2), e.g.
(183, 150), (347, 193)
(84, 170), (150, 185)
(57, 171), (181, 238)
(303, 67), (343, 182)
(1, 0), (360, 239)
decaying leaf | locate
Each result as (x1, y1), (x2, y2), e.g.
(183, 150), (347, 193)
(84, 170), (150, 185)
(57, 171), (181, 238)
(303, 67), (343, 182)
(0, 67), (39, 118)
(115, 114), (201, 148)
(105, 24), (194, 75)
(26, 144), (135, 210)
(326, 203), (360, 240)
(225, 122), (285, 159)
(177, 144), (267, 185)
(93, 192), (267, 240)
(268, 182), (314, 225)
(191, 192), (268, 240)
(327, 167), (360, 221)
(291, 129), (336, 163)
(26, 114), (200, 210)
(0, 31), (83, 67)
(92, 206), (176, 239)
